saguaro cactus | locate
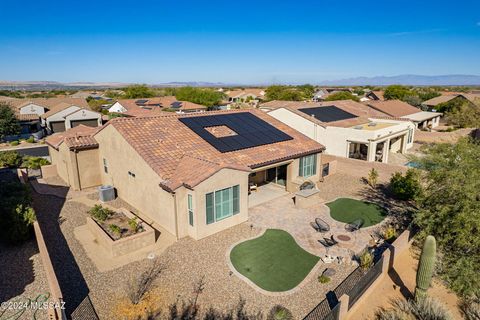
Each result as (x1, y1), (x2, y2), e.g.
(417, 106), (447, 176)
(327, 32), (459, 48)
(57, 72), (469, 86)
(415, 235), (436, 301)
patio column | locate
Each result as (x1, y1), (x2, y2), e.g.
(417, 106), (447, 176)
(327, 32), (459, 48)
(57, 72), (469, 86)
(367, 141), (376, 162)
(382, 140), (390, 163)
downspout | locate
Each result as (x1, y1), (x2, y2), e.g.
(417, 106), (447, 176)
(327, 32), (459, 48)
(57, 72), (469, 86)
(172, 192), (179, 240)
(74, 150), (82, 190)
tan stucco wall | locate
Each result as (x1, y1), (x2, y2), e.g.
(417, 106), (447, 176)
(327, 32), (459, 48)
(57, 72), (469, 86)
(286, 153), (323, 192)
(48, 145), (69, 185)
(76, 148), (101, 189)
(95, 125), (177, 237)
(189, 168), (249, 240)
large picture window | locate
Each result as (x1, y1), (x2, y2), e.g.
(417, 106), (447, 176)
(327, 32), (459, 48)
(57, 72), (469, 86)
(299, 154), (317, 177)
(206, 185), (240, 224)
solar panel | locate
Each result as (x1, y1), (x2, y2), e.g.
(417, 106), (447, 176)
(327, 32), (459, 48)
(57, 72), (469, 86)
(179, 112), (293, 153)
(298, 106), (357, 123)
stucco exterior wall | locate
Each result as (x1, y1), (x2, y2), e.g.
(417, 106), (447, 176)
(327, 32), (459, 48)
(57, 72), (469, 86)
(189, 168), (249, 240)
(45, 106), (80, 127)
(48, 145), (69, 185)
(76, 148), (101, 189)
(95, 125), (177, 237)
(19, 103), (46, 115)
(108, 102), (127, 113)
(65, 109), (102, 129)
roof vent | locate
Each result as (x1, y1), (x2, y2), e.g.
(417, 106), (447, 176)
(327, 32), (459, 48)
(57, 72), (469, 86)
(354, 125), (363, 130)
(368, 122), (377, 127)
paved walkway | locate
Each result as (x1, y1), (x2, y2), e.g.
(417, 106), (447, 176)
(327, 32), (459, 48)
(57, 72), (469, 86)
(249, 194), (387, 260)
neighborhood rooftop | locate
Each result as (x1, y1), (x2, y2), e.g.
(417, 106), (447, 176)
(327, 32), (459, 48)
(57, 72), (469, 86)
(261, 99), (390, 127)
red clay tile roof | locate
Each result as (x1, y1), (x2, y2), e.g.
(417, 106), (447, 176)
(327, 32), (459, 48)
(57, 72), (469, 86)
(15, 113), (40, 121)
(367, 100), (421, 117)
(99, 109), (324, 191)
(46, 125), (99, 150)
(262, 100), (390, 128)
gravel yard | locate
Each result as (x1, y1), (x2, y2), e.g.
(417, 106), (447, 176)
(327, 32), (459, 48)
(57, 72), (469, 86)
(0, 240), (50, 320)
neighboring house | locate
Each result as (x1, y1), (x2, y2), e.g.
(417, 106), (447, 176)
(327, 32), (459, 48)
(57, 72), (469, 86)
(367, 100), (442, 129)
(47, 109), (325, 240)
(226, 89), (265, 103)
(0, 97), (89, 139)
(313, 88), (353, 102)
(261, 100), (415, 163)
(42, 103), (102, 133)
(365, 91), (385, 101)
(421, 93), (480, 111)
(109, 97), (207, 115)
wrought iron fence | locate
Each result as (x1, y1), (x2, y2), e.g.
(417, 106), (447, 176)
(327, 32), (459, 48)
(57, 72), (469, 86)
(347, 256), (383, 308)
(303, 256), (384, 319)
(303, 298), (340, 320)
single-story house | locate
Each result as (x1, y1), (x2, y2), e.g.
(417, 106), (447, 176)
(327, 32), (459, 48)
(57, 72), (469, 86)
(109, 97), (207, 115)
(365, 91), (384, 101)
(261, 100), (415, 163)
(41, 103), (102, 133)
(47, 110), (325, 240)
(313, 88), (353, 102)
(226, 89), (266, 103)
(366, 100), (442, 129)
(0, 97), (87, 139)
(422, 93), (480, 111)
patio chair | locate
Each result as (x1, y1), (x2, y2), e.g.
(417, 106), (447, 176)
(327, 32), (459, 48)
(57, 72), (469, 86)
(324, 235), (338, 246)
(315, 218), (330, 233)
(345, 218), (364, 232)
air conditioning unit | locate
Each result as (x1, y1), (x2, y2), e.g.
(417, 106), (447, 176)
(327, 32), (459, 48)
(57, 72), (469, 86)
(98, 185), (115, 202)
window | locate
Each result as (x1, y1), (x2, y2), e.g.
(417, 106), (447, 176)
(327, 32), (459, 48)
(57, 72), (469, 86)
(103, 158), (108, 174)
(188, 194), (194, 226)
(206, 185), (240, 225)
(407, 129), (413, 144)
(299, 154), (317, 177)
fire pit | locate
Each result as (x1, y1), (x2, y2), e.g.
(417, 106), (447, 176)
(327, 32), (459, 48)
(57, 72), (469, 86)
(334, 233), (353, 248)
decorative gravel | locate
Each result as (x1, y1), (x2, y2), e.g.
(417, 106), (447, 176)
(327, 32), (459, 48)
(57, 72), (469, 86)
(32, 191), (355, 319)
(0, 240), (50, 320)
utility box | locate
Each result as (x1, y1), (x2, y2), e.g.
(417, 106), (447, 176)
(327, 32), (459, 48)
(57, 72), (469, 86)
(98, 185), (115, 202)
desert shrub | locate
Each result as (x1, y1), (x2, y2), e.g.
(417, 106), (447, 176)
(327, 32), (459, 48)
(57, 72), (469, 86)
(26, 136), (35, 143)
(88, 204), (113, 222)
(10, 140), (19, 146)
(318, 275), (330, 284)
(128, 217), (138, 232)
(383, 226), (397, 242)
(22, 156), (50, 169)
(109, 224), (122, 236)
(390, 169), (422, 200)
(359, 250), (374, 270)
(267, 305), (293, 320)
(0, 179), (33, 245)
(127, 258), (165, 305)
(375, 297), (453, 320)
(367, 168), (379, 188)
(0, 150), (22, 167)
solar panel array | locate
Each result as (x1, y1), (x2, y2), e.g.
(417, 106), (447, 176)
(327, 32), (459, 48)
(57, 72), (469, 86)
(179, 112), (293, 153)
(298, 106), (358, 123)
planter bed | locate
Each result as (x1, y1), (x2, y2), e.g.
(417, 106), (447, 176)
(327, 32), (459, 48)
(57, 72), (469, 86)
(87, 207), (155, 257)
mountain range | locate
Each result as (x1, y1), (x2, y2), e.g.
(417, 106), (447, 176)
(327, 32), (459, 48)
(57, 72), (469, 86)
(1, 75), (480, 90)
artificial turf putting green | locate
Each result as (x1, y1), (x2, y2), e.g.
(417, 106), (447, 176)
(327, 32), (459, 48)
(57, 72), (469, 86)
(230, 229), (319, 292)
(326, 197), (387, 227)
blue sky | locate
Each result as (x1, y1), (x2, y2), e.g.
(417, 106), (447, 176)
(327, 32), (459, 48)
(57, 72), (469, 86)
(1, 0), (479, 84)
